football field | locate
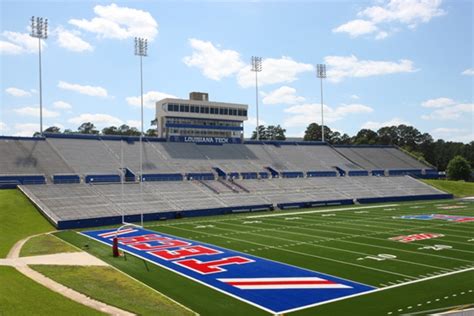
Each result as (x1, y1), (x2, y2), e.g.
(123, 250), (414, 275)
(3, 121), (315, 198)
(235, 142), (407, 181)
(60, 199), (474, 315)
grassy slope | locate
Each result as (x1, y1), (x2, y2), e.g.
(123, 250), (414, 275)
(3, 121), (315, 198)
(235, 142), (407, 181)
(0, 266), (104, 316)
(0, 189), (54, 258)
(20, 234), (77, 257)
(56, 231), (267, 316)
(32, 265), (195, 316)
(423, 179), (474, 197)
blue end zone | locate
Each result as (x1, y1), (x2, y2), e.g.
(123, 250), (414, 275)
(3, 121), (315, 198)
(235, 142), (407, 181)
(81, 227), (375, 314)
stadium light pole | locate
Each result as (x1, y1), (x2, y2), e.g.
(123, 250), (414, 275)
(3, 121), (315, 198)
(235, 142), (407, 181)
(251, 56), (262, 140)
(316, 64), (327, 142)
(135, 37), (147, 227)
(30, 16), (48, 136)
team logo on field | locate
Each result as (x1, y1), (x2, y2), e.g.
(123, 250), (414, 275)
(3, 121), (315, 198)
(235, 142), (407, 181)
(399, 214), (474, 222)
(82, 228), (374, 314)
(389, 233), (444, 243)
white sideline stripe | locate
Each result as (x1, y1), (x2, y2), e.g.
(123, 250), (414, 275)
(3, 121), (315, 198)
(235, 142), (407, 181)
(280, 267), (474, 314)
(98, 228), (137, 238)
(246, 204), (400, 218)
(232, 284), (351, 290)
(218, 277), (326, 282)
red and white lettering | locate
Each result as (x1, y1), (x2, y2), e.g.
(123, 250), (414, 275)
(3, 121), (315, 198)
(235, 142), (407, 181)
(118, 234), (191, 251)
(150, 245), (221, 260)
(175, 256), (254, 274)
(118, 234), (164, 245)
(130, 239), (191, 251)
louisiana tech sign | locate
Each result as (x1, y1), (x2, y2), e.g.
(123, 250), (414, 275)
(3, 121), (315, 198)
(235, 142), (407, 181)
(168, 135), (242, 144)
(81, 228), (374, 314)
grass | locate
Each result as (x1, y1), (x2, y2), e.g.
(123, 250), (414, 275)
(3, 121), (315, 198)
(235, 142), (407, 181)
(422, 179), (474, 197)
(32, 265), (196, 316)
(58, 199), (474, 315)
(0, 189), (54, 258)
(20, 233), (78, 257)
(0, 266), (104, 316)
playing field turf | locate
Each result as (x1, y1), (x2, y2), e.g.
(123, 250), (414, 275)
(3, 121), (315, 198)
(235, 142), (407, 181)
(58, 199), (474, 315)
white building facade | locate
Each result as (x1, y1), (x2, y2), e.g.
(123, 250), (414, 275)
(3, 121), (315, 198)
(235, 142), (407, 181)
(155, 92), (248, 144)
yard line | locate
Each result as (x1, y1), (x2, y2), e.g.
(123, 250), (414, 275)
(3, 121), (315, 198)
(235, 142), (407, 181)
(279, 267), (474, 315)
(246, 204), (400, 218)
(220, 220), (474, 263)
(162, 224), (417, 280)
(262, 215), (474, 253)
(214, 221), (466, 270)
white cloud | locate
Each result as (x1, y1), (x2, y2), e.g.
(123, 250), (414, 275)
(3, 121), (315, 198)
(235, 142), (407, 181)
(334, 0), (446, 39)
(13, 123), (40, 137)
(324, 55), (416, 82)
(53, 100), (72, 110)
(69, 3), (158, 41)
(13, 106), (60, 118)
(58, 81), (108, 97)
(333, 19), (378, 37)
(262, 86), (306, 105)
(0, 121), (8, 133)
(361, 117), (410, 130)
(431, 128), (474, 143)
(237, 57), (314, 88)
(284, 103), (373, 127)
(56, 27), (93, 52)
(0, 31), (45, 55)
(350, 94), (360, 100)
(421, 97), (455, 108)
(183, 39), (245, 80)
(5, 87), (31, 97)
(126, 120), (141, 129)
(68, 113), (123, 127)
(461, 68), (474, 76)
(422, 103), (473, 120)
(126, 91), (177, 109)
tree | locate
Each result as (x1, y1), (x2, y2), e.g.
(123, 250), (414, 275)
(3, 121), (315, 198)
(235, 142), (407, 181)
(352, 129), (378, 144)
(78, 122), (98, 134)
(251, 125), (267, 140)
(303, 123), (336, 142)
(44, 126), (61, 133)
(150, 118), (157, 126)
(102, 126), (118, 135)
(145, 128), (158, 137)
(266, 125), (286, 140)
(117, 124), (141, 136)
(446, 155), (471, 181)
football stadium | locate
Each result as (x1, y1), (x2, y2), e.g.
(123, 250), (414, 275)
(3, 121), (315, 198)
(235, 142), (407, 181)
(1, 1), (473, 316)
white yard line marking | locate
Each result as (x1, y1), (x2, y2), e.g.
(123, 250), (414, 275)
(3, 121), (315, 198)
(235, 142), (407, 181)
(246, 204), (400, 218)
(164, 224), (417, 279)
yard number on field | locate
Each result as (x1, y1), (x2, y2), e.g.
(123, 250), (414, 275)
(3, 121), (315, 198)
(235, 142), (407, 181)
(418, 244), (452, 251)
(357, 254), (397, 261)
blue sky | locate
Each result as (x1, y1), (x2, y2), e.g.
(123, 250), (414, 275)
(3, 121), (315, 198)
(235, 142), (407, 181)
(1, 0), (472, 142)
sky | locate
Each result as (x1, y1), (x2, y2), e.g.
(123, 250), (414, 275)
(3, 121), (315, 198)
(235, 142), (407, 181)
(0, 0), (472, 142)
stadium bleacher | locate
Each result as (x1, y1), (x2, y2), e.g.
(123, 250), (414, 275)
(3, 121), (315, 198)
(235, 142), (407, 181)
(0, 134), (449, 229)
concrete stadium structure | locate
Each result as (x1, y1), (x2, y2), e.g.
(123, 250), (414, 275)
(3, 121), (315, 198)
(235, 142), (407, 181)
(0, 133), (449, 229)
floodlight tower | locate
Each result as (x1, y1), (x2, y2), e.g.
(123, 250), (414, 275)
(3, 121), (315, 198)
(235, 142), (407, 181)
(251, 56), (263, 140)
(135, 37), (147, 227)
(30, 16), (48, 135)
(316, 64), (327, 142)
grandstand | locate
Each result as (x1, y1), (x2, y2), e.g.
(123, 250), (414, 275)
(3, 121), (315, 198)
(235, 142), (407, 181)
(0, 133), (450, 229)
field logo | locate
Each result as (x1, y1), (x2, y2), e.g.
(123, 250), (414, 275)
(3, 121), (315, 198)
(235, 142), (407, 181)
(82, 228), (374, 314)
(389, 233), (444, 243)
(399, 214), (474, 223)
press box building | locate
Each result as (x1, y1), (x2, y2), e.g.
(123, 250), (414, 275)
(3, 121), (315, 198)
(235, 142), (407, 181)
(155, 92), (248, 144)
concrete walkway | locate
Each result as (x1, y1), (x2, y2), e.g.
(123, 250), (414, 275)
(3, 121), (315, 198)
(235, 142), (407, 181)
(5, 234), (135, 316)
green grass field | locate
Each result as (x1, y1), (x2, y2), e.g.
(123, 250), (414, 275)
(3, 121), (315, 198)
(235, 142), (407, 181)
(422, 179), (474, 198)
(0, 266), (104, 316)
(57, 199), (474, 315)
(31, 265), (196, 316)
(0, 189), (54, 257)
(20, 233), (78, 257)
